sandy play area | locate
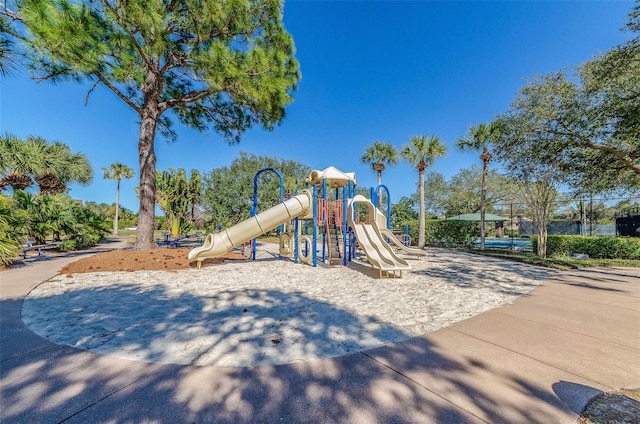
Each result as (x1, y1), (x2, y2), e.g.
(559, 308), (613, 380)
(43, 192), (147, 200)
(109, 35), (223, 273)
(22, 243), (554, 367)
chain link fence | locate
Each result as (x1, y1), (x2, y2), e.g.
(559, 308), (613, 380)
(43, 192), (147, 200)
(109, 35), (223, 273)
(492, 196), (639, 238)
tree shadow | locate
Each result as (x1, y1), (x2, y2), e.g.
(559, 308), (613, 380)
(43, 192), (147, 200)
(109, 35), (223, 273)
(21, 284), (409, 367)
(11, 241), (130, 268)
(565, 282), (627, 292)
(552, 380), (604, 414)
(563, 267), (640, 285)
(411, 249), (553, 296)
(1, 277), (586, 423)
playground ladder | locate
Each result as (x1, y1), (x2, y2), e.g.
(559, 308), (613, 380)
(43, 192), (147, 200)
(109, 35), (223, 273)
(328, 205), (342, 262)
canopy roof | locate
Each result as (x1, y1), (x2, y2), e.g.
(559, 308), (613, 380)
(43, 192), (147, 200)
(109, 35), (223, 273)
(446, 213), (508, 222)
(306, 166), (356, 188)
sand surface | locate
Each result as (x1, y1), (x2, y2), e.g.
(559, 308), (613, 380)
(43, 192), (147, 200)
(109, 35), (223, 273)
(22, 243), (553, 367)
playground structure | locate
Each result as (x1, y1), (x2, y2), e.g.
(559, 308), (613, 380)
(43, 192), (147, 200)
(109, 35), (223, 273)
(348, 195), (411, 278)
(369, 185), (427, 259)
(187, 166), (424, 277)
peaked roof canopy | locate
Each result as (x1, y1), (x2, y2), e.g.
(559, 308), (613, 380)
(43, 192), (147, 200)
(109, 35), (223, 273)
(306, 166), (357, 188)
(446, 213), (508, 222)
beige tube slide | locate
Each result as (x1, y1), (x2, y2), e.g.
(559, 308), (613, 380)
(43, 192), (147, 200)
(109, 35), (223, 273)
(188, 190), (313, 267)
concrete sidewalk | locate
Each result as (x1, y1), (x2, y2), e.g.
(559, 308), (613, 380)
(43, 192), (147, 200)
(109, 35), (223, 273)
(1, 242), (638, 423)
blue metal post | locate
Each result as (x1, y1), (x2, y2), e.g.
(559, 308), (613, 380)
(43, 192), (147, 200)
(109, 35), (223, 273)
(250, 204), (257, 260)
(374, 184), (391, 229)
(321, 179), (327, 263)
(294, 189), (299, 264)
(405, 224), (410, 246)
(312, 184), (318, 267)
(343, 185), (348, 265)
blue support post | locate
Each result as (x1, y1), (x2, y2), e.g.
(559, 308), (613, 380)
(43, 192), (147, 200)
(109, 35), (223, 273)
(343, 185), (348, 265)
(250, 204), (257, 260)
(321, 179), (327, 263)
(405, 224), (410, 246)
(312, 184), (318, 267)
(373, 184), (391, 229)
(294, 189), (299, 264)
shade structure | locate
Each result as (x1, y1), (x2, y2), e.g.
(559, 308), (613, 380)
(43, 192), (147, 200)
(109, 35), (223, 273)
(446, 213), (508, 222)
(306, 166), (356, 188)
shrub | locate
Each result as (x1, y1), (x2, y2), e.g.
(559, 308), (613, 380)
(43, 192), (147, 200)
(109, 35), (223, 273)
(58, 239), (77, 252)
(404, 219), (478, 248)
(538, 235), (640, 259)
(58, 233), (102, 252)
(0, 195), (28, 265)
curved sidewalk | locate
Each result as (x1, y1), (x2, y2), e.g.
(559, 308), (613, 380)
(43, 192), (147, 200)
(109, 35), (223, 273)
(1, 243), (638, 423)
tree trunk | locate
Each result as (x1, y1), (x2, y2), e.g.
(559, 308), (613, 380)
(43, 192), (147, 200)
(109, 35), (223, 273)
(537, 225), (548, 259)
(113, 178), (120, 235)
(479, 156), (488, 250)
(418, 169), (425, 249)
(375, 166), (383, 208)
(134, 107), (159, 250)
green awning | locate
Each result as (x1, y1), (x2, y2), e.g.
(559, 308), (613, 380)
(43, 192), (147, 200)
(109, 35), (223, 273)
(446, 213), (508, 222)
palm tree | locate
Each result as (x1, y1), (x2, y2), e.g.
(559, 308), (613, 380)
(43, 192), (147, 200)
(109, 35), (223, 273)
(1, 134), (93, 195)
(103, 163), (135, 235)
(456, 120), (503, 250)
(401, 135), (448, 249)
(360, 141), (398, 187)
(29, 137), (93, 195)
(0, 133), (35, 192)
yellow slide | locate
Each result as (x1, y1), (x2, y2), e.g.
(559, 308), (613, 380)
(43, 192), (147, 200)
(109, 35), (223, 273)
(374, 209), (427, 258)
(348, 195), (411, 278)
(188, 190), (313, 268)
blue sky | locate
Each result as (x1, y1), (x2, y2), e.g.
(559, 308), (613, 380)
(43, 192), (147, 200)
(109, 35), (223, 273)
(0, 1), (634, 211)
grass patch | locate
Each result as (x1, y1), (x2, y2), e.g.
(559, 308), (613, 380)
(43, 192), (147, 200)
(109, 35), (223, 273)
(465, 249), (640, 270)
(115, 229), (138, 244)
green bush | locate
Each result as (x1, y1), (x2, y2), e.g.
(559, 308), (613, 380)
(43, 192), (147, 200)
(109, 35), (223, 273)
(404, 219), (479, 248)
(0, 195), (28, 265)
(538, 235), (640, 259)
(58, 233), (102, 252)
(58, 239), (77, 252)
(504, 229), (519, 237)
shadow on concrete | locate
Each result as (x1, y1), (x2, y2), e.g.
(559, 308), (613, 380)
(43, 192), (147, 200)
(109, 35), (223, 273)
(12, 238), (131, 268)
(567, 267), (640, 284)
(412, 251), (551, 296)
(1, 279), (581, 423)
(552, 381), (604, 414)
(21, 284), (408, 367)
(565, 282), (627, 292)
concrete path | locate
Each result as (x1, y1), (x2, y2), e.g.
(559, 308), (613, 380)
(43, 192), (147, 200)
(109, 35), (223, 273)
(1, 241), (638, 423)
